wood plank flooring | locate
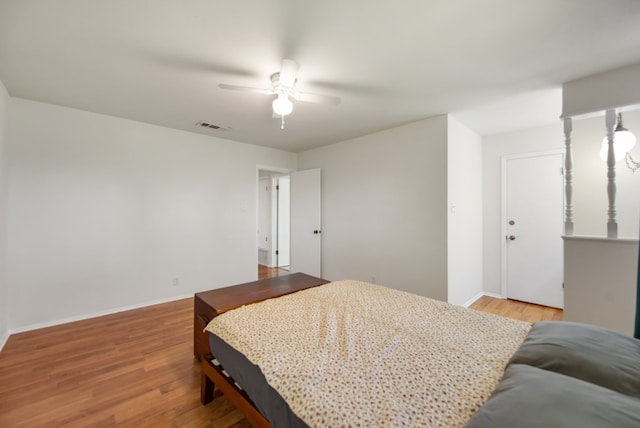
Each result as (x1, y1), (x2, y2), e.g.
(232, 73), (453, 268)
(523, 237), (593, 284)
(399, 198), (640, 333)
(469, 295), (563, 323)
(0, 271), (562, 427)
(257, 264), (289, 279)
(0, 299), (250, 428)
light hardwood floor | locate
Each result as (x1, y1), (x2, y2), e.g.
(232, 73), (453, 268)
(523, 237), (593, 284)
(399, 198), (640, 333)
(0, 298), (249, 428)
(257, 264), (289, 279)
(469, 295), (563, 323)
(0, 272), (562, 427)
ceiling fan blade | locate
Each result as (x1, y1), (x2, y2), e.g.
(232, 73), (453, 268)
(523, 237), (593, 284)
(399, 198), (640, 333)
(294, 92), (341, 106)
(218, 83), (273, 95)
(279, 59), (299, 88)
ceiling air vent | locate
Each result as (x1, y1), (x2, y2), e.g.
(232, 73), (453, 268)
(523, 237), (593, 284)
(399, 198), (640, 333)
(196, 121), (230, 131)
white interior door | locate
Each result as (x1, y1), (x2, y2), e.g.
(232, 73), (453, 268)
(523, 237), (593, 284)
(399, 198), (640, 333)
(258, 177), (270, 252)
(290, 168), (321, 277)
(276, 176), (290, 267)
(505, 153), (564, 308)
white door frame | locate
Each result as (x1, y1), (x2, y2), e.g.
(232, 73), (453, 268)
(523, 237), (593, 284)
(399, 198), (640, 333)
(500, 149), (564, 298)
(256, 165), (292, 269)
(272, 174), (290, 267)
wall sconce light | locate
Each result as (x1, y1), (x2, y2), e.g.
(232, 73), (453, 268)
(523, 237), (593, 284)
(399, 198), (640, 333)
(600, 113), (639, 172)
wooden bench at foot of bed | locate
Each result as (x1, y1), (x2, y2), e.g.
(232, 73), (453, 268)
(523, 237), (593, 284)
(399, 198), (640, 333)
(196, 273), (329, 426)
(194, 273), (329, 360)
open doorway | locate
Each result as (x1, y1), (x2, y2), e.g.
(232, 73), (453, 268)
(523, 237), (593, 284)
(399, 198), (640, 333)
(258, 170), (290, 279)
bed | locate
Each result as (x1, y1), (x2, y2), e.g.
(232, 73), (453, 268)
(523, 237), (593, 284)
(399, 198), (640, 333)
(199, 276), (640, 427)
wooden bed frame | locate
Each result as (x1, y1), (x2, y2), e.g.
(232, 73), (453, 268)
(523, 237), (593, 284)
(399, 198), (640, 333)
(201, 352), (271, 427)
(196, 273), (329, 426)
(197, 274), (539, 427)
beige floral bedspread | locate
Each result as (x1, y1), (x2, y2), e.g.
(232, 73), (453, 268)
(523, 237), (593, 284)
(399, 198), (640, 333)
(205, 280), (530, 427)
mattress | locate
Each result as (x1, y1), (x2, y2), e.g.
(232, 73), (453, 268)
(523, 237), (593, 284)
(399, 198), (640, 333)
(208, 333), (307, 427)
(205, 280), (531, 427)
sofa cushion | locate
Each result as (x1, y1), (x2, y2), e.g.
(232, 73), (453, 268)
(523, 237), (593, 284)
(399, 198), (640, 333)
(464, 364), (640, 428)
(509, 321), (640, 398)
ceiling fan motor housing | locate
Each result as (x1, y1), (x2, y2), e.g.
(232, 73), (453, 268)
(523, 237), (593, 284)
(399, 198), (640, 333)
(271, 72), (297, 93)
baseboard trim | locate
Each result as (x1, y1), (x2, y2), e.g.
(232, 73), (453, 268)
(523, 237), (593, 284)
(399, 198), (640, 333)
(483, 291), (504, 299)
(0, 330), (9, 352)
(1, 290), (510, 350)
(462, 291), (505, 308)
(8, 293), (194, 336)
(461, 292), (484, 308)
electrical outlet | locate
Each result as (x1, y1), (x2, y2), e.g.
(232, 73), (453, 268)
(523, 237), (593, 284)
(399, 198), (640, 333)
(172, 277), (179, 287)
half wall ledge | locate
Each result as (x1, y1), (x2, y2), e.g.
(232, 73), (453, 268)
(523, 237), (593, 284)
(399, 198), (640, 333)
(563, 235), (639, 336)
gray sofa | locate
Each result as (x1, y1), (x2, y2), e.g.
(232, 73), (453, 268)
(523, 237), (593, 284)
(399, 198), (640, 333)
(465, 321), (640, 428)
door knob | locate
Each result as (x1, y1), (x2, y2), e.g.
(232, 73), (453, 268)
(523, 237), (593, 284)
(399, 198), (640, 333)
(508, 235), (516, 241)
(313, 230), (321, 234)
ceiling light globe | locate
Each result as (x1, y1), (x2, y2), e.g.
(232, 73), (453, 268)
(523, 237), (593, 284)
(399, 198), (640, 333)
(272, 96), (293, 116)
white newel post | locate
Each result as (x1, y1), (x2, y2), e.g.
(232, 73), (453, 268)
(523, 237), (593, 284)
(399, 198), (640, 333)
(605, 109), (618, 238)
(563, 117), (574, 236)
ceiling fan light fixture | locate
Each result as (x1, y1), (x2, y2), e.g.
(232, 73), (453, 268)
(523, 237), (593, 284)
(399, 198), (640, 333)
(272, 94), (293, 116)
(219, 58), (340, 123)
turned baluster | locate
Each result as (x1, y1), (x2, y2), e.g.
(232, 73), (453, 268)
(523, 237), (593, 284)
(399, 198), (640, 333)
(563, 117), (574, 236)
(604, 109), (618, 238)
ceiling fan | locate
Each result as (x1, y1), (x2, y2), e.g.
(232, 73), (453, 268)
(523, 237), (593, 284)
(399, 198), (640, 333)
(218, 59), (341, 128)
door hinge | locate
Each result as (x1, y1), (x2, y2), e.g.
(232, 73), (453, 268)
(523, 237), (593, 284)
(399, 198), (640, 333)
(275, 250), (279, 255)
(276, 185), (280, 190)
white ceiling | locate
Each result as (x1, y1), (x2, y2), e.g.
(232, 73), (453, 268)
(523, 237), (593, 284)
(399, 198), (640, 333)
(1, 1), (640, 152)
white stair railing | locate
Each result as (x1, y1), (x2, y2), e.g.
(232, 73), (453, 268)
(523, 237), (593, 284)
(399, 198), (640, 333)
(563, 117), (574, 236)
(604, 109), (618, 238)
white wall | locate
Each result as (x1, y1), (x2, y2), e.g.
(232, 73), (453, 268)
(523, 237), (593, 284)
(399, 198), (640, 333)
(7, 98), (297, 331)
(298, 116), (448, 301)
(482, 110), (640, 296)
(447, 116), (483, 306)
(0, 81), (9, 349)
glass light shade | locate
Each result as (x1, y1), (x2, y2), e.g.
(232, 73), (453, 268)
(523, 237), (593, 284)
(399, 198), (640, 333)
(272, 95), (293, 116)
(599, 130), (637, 161)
